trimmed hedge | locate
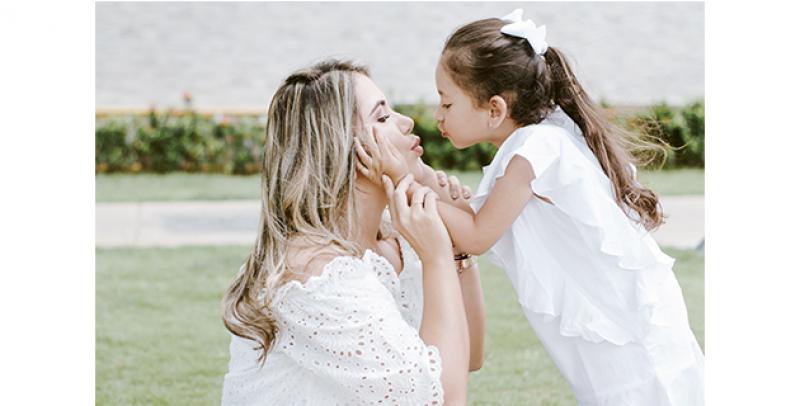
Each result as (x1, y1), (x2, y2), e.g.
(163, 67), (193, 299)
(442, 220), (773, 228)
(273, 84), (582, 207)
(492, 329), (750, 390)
(96, 99), (704, 174)
(96, 108), (263, 175)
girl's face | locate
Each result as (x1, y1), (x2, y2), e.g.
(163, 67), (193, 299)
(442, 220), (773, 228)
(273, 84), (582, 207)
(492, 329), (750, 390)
(434, 60), (490, 149)
(353, 73), (424, 175)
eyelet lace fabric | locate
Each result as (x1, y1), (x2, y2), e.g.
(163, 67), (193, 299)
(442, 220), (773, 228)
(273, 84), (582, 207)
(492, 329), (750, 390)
(222, 242), (443, 406)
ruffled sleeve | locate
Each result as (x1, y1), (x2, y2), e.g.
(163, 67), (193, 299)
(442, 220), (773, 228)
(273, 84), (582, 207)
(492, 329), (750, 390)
(470, 121), (676, 346)
(270, 251), (444, 405)
(517, 125), (673, 272)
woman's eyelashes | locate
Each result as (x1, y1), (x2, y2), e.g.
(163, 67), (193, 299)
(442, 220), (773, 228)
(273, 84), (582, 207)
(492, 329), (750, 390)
(441, 103), (452, 109)
(377, 112), (391, 123)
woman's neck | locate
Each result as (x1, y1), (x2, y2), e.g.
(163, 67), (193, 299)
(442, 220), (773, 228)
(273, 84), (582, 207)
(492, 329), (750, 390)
(352, 176), (389, 252)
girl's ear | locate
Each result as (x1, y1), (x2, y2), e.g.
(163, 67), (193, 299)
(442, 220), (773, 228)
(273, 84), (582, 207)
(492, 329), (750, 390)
(487, 95), (509, 129)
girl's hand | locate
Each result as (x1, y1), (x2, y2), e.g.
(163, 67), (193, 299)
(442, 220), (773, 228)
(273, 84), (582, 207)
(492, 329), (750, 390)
(435, 170), (472, 201)
(355, 126), (410, 185)
(382, 174), (453, 264)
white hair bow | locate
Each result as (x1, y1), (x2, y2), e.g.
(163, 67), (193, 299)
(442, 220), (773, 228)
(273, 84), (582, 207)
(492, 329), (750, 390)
(499, 8), (548, 56)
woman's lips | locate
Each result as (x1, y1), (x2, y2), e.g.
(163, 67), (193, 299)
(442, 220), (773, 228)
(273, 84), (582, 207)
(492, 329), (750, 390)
(411, 137), (424, 155)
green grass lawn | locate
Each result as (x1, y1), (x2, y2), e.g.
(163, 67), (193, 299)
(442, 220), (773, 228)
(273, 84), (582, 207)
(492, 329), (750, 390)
(96, 246), (703, 405)
(96, 168), (703, 202)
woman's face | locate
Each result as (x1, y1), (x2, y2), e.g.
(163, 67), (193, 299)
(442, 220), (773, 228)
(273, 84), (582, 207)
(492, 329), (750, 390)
(353, 73), (425, 177)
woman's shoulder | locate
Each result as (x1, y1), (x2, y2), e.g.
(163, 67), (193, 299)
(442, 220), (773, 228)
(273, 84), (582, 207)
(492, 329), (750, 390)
(274, 244), (406, 323)
(284, 244), (349, 284)
(281, 239), (399, 290)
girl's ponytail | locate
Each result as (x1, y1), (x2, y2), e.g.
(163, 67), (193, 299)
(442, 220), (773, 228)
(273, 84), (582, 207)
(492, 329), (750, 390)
(543, 47), (664, 230)
(442, 18), (666, 230)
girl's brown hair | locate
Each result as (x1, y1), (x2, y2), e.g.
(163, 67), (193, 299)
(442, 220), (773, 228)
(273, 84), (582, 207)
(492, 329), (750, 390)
(442, 18), (665, 230)
(222, 59), (369, 363)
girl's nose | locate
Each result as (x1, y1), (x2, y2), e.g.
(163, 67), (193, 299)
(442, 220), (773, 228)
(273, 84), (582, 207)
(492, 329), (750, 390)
(433, 106), (444, 123)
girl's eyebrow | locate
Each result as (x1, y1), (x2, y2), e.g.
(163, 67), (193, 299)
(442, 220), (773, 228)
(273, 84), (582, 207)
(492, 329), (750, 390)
(370, 100), (386, 115)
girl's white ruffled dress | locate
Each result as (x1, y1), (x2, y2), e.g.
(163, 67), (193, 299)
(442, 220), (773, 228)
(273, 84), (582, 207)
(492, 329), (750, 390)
(221, 238), (442, 406)
(469, 107), (705, 405)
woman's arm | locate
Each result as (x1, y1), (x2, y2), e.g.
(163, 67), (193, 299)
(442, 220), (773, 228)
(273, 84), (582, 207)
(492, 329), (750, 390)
(438, 155), (535, 255)
(384, 175), (470, 406)
(273, 252), (452, 405)
(458, 260), (485, 371)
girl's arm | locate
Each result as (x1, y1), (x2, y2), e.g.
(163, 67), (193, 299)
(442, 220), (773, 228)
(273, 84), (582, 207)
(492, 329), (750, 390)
(414, 162), (474, 214)
(355, 128), (474, 215)
(438, 155), (535, 255)
(458, 260), (485, 371)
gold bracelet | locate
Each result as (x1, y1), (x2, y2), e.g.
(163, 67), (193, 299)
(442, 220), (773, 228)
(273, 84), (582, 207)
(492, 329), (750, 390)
(454, 254), (476, 274)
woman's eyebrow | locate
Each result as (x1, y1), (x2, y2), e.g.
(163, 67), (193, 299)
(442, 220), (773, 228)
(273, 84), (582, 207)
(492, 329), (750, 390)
(370, 100), (386, 115)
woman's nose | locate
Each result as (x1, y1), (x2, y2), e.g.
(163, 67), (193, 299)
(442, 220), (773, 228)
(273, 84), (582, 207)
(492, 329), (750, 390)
(397, 113), (414, 135)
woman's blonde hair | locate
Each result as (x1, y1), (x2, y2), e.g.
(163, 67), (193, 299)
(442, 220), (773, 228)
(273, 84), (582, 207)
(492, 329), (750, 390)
(222, 59), (370, 363)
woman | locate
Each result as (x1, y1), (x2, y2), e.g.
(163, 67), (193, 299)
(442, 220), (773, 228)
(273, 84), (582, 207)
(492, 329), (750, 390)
(221, 59), (485, 405)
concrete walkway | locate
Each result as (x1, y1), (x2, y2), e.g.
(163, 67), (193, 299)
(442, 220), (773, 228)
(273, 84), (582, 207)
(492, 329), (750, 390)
(96, 196), (704, 250)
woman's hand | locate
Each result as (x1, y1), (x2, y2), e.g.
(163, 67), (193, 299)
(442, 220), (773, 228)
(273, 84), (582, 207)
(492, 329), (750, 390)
(391, 173), (470, 404)
(355, 126), (410, 185)
(435, 170), (472, 201)
(382, 174), (453, 264)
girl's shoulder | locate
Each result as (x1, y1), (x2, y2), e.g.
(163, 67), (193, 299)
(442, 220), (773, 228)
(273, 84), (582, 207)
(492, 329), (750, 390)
(470, 119), (587, 208)
(504, 106), (582, 150)
(510, 121), (571, 146)
(487, 122), (571, 178)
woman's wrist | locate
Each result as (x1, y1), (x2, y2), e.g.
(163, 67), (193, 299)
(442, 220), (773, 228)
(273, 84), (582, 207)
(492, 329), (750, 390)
(420, 247), (456, 270)
(454, 253), (477, 274)
(421, 257), (457, 273)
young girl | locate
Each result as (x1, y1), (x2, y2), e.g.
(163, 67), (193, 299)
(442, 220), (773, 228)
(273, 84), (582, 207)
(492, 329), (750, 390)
(365, 9), (704, 406)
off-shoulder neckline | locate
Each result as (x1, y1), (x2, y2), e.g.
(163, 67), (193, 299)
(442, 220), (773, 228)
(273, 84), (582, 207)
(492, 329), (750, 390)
(270, 248), (396, 301)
